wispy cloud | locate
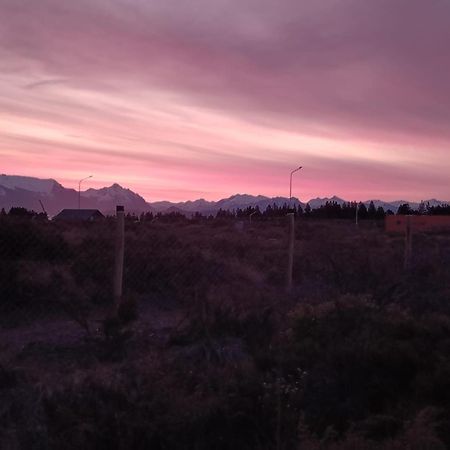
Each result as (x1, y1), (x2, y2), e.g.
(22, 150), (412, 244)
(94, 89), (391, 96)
(0, 0), (449, 200)
(24, 78), (67, 90)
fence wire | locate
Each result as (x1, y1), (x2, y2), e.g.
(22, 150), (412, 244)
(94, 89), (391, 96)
(1, 213), (450, 332)
(3, 211), (450, 450)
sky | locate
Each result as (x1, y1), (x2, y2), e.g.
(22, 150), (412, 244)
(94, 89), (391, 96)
(1, 0), (449, 202)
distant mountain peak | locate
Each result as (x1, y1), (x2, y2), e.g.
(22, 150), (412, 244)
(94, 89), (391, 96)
(227, 193), (268, 201)
(0, 174), (60, 194)
(83, 183), (146, 206)
(307, 196), (346, 209)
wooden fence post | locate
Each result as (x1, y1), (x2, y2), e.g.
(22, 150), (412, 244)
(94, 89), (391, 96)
(114, 205), (125, 311)
(404, 215), (413, 270)
(286, 212), (295, 292)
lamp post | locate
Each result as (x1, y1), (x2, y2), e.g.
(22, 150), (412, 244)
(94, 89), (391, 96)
(289, 166), (303, 208)
(78, 175), (93, 209)
(287, 165), (302, 292)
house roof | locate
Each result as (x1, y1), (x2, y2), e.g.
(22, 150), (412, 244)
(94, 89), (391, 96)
(53, 209), (104, 221)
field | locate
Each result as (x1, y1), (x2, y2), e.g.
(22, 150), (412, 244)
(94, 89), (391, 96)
(1, 214), (450, 449)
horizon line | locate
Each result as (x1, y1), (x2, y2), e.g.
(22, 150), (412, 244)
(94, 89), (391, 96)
(1, 173), (448, 205)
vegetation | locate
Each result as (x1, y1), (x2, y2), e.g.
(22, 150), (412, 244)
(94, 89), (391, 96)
(1, 208), (450, 449)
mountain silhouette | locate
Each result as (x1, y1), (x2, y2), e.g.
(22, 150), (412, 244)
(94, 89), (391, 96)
(0, 174), (447, 216)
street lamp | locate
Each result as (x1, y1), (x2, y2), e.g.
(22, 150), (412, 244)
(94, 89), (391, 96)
(289, 166), (303, 207)
(286, 165), (302, 293)
(78, 175), (93, 209)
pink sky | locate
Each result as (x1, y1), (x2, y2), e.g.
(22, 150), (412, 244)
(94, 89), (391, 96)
(1, 0), (449, 202)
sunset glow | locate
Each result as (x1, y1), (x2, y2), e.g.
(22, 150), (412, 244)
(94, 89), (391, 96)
(1, 0), (449, 202)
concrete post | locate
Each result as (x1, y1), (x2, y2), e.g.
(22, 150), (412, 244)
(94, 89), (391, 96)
(114, 205), (125, 310)
(287, 213), (295, 292)
(404, 215), (413, 270)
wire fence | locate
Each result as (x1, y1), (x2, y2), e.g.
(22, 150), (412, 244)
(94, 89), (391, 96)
(0, 212), (287, 329)
(3, 208), (450, 450)
(1, 208), (450, 335)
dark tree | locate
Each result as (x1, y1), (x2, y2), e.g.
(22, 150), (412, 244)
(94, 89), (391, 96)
(367, 201), (377, 219)
(427, 204), (450, 215)
(304, 203), (312, 216)
(8, 207), (35, 217)
(397, 203), (413, 215)
(375, 206), (386, 220)
(358, 203), (368, 220)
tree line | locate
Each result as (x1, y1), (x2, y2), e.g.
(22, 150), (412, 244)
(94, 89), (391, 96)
(2, 200), (450, 223)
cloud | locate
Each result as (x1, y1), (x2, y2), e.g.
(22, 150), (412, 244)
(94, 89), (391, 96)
(1, 0), (449, 142)
(0, 0), (449, 200)
(24, 79), (67, 90)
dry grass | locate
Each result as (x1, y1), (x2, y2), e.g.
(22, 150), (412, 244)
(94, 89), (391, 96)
(1, 216), (450, 448)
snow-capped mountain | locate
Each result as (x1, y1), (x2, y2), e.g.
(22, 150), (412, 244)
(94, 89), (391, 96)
(216, 194), (303, 211)
(82, 183), (148, 212)
(0, 175), (76, 215)
(0, 176), (150, 216)
(150, 198), (215, 214)
(383, 200), (420, 210)
(149, 194), (304, 214)
(306, 196), (347, 209)
(0, 174), (448, 216)
(0, 174), (62, 194)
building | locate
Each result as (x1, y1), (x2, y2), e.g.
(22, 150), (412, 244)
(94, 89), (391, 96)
(53, 209), (105, 222)
(386, 215), (450, 233)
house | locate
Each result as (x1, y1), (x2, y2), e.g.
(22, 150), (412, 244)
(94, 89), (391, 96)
(386, 215), (450, 233)
(53, 209), (105, 222)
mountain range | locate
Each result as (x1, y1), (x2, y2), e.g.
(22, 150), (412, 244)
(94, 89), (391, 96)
(0, 174), (448, 217)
